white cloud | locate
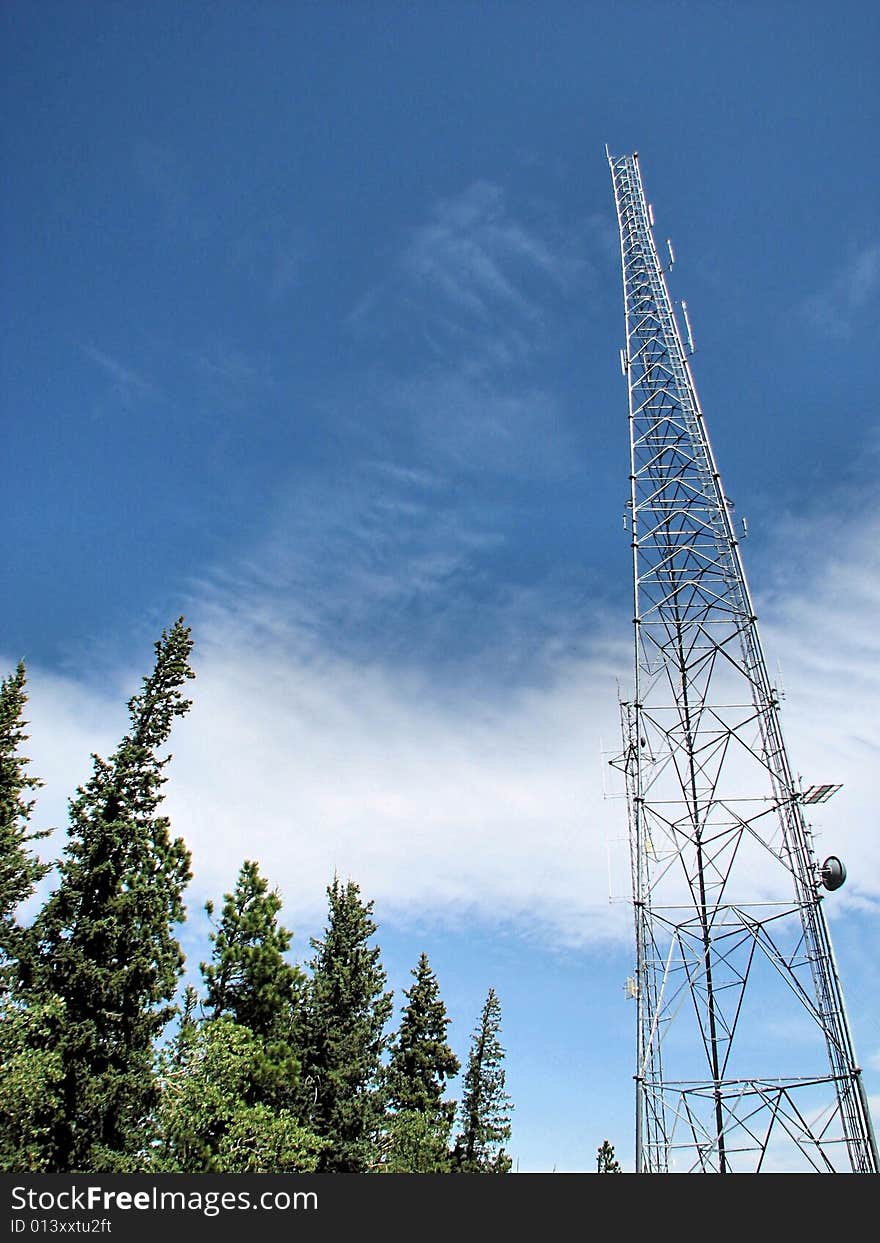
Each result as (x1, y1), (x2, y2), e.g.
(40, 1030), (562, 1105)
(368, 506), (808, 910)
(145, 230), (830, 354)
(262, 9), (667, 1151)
(16, 550), (630, 947)
(12, 489), (880, 955)
(756, 504), (880, 907)
(164, 624), (630, 943)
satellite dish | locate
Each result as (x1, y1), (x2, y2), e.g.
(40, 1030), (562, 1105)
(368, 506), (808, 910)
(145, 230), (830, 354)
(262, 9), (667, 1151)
(819, 856), (847, 892)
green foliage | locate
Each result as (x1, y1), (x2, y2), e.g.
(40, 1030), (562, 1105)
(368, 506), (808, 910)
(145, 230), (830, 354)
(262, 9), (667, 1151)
(596, 1138), (621, 1172)
(220, 1104), (324, 1173)
(0, 993), (66, 1172)
(152, 1016), (324, 1173)
(26, 619), (195, 1171)
(0, 662), (50, 973)
(299, 876), (394, 1171)
(453, 988), (513, 1173)
(381, 1109), (454, 1173)
(202, 859), (305, 1040)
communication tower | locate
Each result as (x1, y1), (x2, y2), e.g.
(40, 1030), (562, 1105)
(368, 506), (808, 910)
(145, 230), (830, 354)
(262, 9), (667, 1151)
(607, 148), (878, 1173)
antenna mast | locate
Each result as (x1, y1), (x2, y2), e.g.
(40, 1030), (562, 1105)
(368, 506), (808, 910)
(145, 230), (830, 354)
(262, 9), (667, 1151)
(607, 149), (877, 1173)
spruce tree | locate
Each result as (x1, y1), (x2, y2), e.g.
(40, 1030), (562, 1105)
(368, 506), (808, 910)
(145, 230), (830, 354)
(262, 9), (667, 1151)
(299, 876), (393, 1172)
(0, 662), (50, 973)
(384, 952), (459, 1172)
(30, 619), (195, 1171)
(200, 860), (305, 1109)
(202, 859), (304, 1039)
(452, 988), (513, 1173)
(596, 1138), (621, 1172)
(388, 953), (459, 1115)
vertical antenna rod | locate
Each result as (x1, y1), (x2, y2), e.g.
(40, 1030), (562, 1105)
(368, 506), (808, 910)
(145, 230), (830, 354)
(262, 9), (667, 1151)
(607, 149), (878, 1173)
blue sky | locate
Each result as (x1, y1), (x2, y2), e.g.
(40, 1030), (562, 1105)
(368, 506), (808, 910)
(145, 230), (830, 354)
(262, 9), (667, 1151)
(2, 1), (879, 1171)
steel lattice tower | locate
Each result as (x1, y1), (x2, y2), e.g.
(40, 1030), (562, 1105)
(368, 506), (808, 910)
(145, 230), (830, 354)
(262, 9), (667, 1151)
(607, 148), (878, 1173)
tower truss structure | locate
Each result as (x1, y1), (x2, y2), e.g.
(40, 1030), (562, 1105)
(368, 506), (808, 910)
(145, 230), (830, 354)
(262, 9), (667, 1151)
(607, 149), (877, 1173)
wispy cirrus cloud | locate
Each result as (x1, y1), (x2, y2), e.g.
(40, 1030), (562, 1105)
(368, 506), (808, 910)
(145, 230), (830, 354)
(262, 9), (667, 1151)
(200, 452), (605, 684)
(404, 373), (577, 480)
(803, 241), (880, 338)
(191, 343), (276, 419)
(230, 214), (310, 302)
(345, 183), (600, 481)
(398, 180), (571, 320)
(197, 458), (508, 667)
(82, 345), (161, 406)
(349, 181), (594, 372)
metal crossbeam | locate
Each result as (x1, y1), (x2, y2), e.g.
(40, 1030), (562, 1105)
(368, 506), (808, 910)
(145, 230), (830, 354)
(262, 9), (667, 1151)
(608, 148), (878, 1173)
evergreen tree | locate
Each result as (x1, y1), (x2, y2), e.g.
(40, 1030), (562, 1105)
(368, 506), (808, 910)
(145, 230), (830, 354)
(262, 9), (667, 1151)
(28, 619), (195, 1171)
(201, 859), (304, 1039)
(596, 1138), (621, 1172)
(388, 953), (459, 1115)
(200, 860), (305, 1110)
(452, 988), (513, 1173)
(384, 952), (459, 1172)
(298, 876), (393, 1172)
(0, 662), (50, 973)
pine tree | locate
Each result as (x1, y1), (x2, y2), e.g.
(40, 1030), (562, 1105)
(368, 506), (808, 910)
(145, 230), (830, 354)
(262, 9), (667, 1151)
(383, 952), (460, 1172)
(452, 988), (513, 1173)
(202, 860), (305, 1038)
(596, 1138), (621, 1172)
(29, 619), (195, 1171)
(200, 860), (305, 1107)
(298, 876), (393, 1171)
(0, 662), (50, 973)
